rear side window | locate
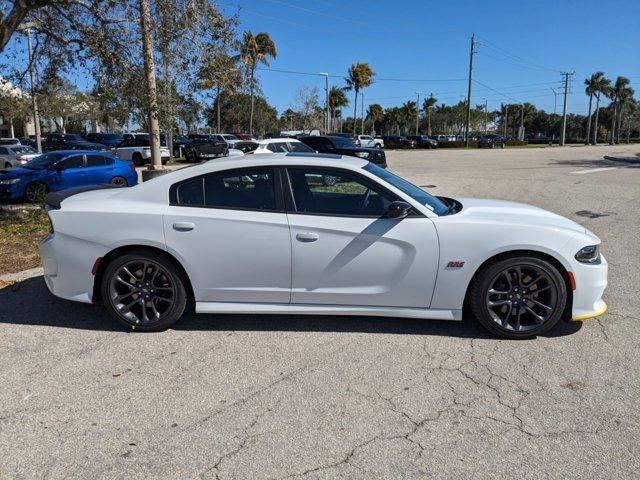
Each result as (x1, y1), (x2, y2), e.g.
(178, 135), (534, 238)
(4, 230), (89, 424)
(86, 154), (113, 167)
(288, 142), (313, 152)
(0, 147), (7, 154)
(266, 142), (288, 153)
(172, 168), (277, 211)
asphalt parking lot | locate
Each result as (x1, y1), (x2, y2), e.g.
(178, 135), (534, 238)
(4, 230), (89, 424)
(1, 144), (639, 479)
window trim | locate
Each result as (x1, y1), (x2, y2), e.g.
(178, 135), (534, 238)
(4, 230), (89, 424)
(169, 166), (285, 213)
(283, 166), (423, 219)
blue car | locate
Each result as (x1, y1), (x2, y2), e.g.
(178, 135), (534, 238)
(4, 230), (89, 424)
(0, 150), (138, 203)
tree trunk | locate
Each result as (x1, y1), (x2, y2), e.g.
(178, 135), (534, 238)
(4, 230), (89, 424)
(585, 93), (593, 145)
(616, 107), (623, 144)
(162, 51), (173, 160)
(352, 90), (358, 136)
(249, 69), (255, 136)
(216, 88), (221, 134)
(139, 0), (162, 170)
(609, 104), (617, 145)
(593, 95), (600, 145)
(8, 117), (14, 138)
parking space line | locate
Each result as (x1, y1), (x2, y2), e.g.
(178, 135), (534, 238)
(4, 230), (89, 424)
(570, 167), (618, 175)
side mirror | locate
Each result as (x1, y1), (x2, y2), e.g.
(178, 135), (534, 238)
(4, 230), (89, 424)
(386, 201), (412, 219)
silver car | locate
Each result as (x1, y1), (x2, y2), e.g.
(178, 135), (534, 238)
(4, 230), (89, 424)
(0, 144), (40, 168)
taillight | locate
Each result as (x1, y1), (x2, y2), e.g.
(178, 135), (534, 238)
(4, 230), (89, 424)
(129, 162), (136, 172)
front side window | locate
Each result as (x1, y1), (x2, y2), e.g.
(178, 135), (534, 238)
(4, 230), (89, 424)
(173, 168), (276, 211)
(287, 168), (395, 217)
(60, 155), (85, 169)
(288, 142), (313, 152)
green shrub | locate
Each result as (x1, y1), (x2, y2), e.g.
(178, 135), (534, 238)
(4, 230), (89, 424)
(506, 140), (528, 147)
(437, 140), (477, 148)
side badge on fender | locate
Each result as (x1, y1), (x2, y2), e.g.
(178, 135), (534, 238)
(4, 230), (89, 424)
(446, 261), (465, 269)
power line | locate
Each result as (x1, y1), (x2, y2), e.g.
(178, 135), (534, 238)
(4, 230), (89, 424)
(475, 35), (562, 73)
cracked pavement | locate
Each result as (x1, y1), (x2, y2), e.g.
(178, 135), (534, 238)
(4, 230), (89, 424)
(1, 144), (639, 479)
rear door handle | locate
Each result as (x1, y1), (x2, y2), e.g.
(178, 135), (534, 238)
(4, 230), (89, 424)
(296, 232), (319, 242)
(173, 222), (195, 232)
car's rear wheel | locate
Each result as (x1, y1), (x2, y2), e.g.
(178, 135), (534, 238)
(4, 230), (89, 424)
(109, 176), (128, 187)
(468, 256), (567, 338)
(132, 153), (144, 167)
(24, 181), (48, 203)
(102, 251), (187, 331)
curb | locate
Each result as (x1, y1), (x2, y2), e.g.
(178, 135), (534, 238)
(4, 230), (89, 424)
(0, 267), (43, 284)
(604, 155), (640, 164)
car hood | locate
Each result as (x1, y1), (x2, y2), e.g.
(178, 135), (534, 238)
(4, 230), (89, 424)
(0, 166), (41, 179)
(455, 197), (587, 234)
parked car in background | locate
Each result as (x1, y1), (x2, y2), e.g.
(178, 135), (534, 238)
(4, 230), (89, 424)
(329, 133), (357, 142)
(374, 136), (385, 148)
(354, 135), (382, 148)
(214, 134), (241, 147)
(430, 134), (456, 142)
(171, 135), (191, 157)
(0, 144), (40, 168)
(382, 136), (417, 149)
(85, 133), (124, 149)
(43, 133), (105, 152)
(182, 138), (228, 162)
(478, 134), (506, 149)
(0, 138), (21, 146)
(407, 135), (438, 149)
(0, 150), (137, 202)
(233, 141), (260, 153)
(19, 137), (38, 149)
(253, 138), (314, 154)
(298, 135), (386, 168)
(114, 135), (170, 166)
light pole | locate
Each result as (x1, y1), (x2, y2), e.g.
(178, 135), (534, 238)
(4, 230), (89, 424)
(361, 92), (365, 135)
(25, 28), (42, 153)
(482, 98), (488, 134)
(415, 92), (420, 135)
(320, 72), (329, 134)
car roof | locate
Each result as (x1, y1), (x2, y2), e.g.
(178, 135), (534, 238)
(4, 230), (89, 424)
(49, 150), (113, 155)
(257, 138), (301, 144)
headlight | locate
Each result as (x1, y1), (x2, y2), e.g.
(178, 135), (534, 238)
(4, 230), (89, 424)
(354, 151), (369, 158)
(0, 178), (21, 185)
(575, 245), (601, 264)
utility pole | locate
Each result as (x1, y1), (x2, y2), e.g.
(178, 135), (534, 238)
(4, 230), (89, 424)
(415, 92), (420, 135)
(26, 29), (42, 153)
(361, 93), (365, 135)
(139, 0), (163, 178)
(559, 71), (574, 146)
(464, 33), (476, 147)
(518, 104), (525, 141)
(502, 103), (508, 137)
(551, 87), (558, 115)
(320, 72), (330, 133)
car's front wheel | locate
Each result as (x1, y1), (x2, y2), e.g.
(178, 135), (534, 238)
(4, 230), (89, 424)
(24, 181), (48, 203)
(468, 255), (567, 338)
(102, 251), (188, 331)
(4, 162), (12, 169)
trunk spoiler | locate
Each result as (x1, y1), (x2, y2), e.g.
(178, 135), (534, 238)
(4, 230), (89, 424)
(44, 184), (123, 210)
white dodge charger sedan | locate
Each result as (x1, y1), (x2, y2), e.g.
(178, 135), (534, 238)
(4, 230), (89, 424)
(39, 153), (607, 338)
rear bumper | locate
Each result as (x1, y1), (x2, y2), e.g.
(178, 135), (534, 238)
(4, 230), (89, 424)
(39, 232), (105, 304)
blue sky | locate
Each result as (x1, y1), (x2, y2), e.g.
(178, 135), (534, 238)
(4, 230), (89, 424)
(225, 0), (640, 115)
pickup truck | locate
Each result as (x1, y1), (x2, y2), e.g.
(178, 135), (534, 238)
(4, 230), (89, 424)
(113, 134), (170, 166)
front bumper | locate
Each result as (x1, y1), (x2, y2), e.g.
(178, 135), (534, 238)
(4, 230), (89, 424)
(570, 253), (608, 321)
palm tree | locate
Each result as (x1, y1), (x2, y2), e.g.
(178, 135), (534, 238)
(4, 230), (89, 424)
(609, 76), (633, 145)
(422, 95), (437, 135)
(400, 101), (417, 134)
(328, 86), (348, 131)
(239, 31), (276, 136)
(584, 72), (604, 145)
(591, 74), (612, 145)
(345, 62), (375, 135)
(366, 103), (383, 134)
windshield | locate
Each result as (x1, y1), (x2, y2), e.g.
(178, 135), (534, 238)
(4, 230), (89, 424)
(330, 136), (356, 148)
(12, 146), (36, 153)
(363, 163), (450, 216)
(222, 135), (238, 140)
(22, 152), (65, 170)
(60, 134), (84, 141)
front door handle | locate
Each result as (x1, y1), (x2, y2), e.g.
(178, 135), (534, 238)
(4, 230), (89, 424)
(296, 232), (319, 242)
(173, 222), (195, 232)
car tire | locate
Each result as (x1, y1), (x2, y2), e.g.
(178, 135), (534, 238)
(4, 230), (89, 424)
(375, 143), (382, 149)
(132, 153), (144, 167)
(24, 181), (48, 203)
(4, 162), (12, 169)
(101, 250), (188, 332)
(468, 255), (567, 339)
(109, 176), (128, 187)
